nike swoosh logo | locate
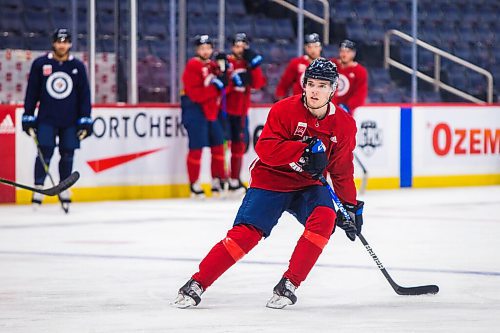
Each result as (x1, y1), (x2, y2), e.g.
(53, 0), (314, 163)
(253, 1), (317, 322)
(86, 147), (166, 173)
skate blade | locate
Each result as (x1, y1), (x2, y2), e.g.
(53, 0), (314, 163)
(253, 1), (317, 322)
(210, 191), (227, 199)
(227, 188), (246, 199)
(170, 294), (196, 309)
(266, 294), (293, 309)
(190, 193), (206, 200)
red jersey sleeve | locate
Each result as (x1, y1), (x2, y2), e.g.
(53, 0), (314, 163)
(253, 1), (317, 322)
(275, 59), (298, 100)
(327, 113), (357, 204)
(250, 65), (266, 90)
(346, 65), (368, 112)
(182, 59), (219, 105)
(255, 102), (306, 166)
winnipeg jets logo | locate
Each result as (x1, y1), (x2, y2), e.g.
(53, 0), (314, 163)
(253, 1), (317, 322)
(46, 71), (73, 99)
(335, 73), (350, 97)
(294, 122), (307, 137)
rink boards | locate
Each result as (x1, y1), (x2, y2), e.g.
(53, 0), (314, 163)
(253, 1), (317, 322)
(0, 104), (499, 203)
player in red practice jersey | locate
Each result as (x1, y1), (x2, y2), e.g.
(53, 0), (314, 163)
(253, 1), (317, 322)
(330, 40), (368, 115)
(181, 35), (227, 197)
(224, 33), (266, 193)
(173, 59), (364, 309)
(274, 33), (323, 100)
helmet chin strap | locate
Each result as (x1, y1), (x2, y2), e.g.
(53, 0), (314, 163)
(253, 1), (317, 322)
(302, 91), (334, 116)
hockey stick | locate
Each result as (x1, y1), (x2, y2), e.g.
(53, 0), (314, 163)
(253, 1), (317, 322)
(0, 171), (80, 196)
(29, 129), (70, 213)
(353, 153), (368, 194)
(318, 175), (439, 296)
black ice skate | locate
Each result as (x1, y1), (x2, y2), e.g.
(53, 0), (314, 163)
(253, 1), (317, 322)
(171, 278), (204, 309)
(59, 190), (71, 212)
(227, 178), (247, 196)
(31, 185), (44, 208)
(210, 178), (227, 198)
(266, 277), (297, 309)
(190, 181), (205, 199)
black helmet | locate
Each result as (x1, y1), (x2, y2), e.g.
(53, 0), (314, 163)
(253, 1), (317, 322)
(304, 33), (321, 44)
(232, 32), (249, 45)
(339, 39), (356, 51)
(52, 28), (71, 43)
(303, 58), (339, 87)
(193, 34), (213, 47)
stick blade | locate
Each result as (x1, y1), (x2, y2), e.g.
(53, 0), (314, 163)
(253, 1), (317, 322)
(43, 171), (80, 196)
(396, 284), (439, 296)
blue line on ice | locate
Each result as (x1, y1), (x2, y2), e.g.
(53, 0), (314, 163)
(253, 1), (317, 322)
(0, 250), (499, 277)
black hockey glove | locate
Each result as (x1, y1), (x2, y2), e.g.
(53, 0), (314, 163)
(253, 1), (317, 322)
(335, 200), (364, 241)
(243, 48), (263, 68)
(21, 114), (37, 136)
(77, 116), (93, 140)
(238, 71), (251, 86)
(215, 52), (228, 72)
(298, 137), (328, 180)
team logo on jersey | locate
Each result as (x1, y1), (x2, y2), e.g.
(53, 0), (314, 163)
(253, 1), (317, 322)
(335, 73), (350, 97)
(42, 64), (52, 76)
(294, 122), (307, 137)
(46, 71), (73, 99)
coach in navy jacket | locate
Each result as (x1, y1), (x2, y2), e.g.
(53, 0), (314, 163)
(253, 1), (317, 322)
(22, 28), (92, 208)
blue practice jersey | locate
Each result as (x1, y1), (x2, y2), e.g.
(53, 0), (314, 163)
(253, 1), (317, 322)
(24, 52), (91, 128)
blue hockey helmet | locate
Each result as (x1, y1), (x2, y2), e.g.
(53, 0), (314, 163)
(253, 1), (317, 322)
(339, 39), (356, 51)
(193, 34), (213, 47)
(52, 28), (71, 43)
(304, 33), (321, 45)
(303, 58), (339, 88)
(232, 32), (249, 45)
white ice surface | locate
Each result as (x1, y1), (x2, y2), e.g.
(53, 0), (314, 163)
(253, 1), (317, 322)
(1, 186), (499, 333)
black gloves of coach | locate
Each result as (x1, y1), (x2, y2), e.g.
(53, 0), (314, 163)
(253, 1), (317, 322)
(299, 137), (328, 180)
(243, 48), (263, 68)
(21, 114), (37, 136)
(77, 116), (93, 140)
(335, 200), (364, 241)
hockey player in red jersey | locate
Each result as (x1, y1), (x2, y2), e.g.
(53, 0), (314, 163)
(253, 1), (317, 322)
(274, 33), (323, 100)
(224, 33), (266, 193)
(173, 58), (364, 309)
(181, 35), (227, 197)
(330, 40), (368, 115)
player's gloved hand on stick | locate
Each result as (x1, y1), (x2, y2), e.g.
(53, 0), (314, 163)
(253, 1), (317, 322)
(335, 200), (364, 241)
(299, 137), (327, 179)
(21, 114), (37, 136)
(77, 116), (93, 140)
(243, 48), (263, 68)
